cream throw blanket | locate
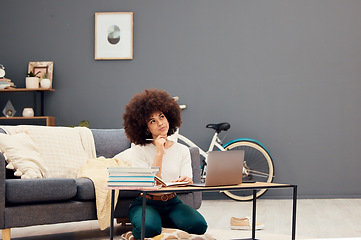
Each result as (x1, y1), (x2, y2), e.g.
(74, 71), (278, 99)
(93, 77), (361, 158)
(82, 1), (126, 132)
(1, 125), (96, 178)
(77, 156), (131, 230)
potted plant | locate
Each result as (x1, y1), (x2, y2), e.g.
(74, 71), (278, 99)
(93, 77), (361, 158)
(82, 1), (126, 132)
(40, 73), (51, 89)
(26, 71), (41, 89)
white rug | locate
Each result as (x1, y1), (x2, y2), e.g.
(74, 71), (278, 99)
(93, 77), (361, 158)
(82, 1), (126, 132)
(4, 224), (361, 240)
(205, 229), (361, 240)
(304, 239), (361, 240)
(206, 228), (295, 240)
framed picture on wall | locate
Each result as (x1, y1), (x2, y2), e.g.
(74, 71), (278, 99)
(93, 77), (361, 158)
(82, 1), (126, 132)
(94, 12), (133, 60)
(28, 61), (54, 88)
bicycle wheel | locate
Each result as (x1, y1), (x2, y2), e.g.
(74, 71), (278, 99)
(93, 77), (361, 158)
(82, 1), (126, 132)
(222, 140), (274, 201)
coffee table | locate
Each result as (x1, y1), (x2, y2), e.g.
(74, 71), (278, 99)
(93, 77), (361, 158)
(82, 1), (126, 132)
(108, 182), (297, 240)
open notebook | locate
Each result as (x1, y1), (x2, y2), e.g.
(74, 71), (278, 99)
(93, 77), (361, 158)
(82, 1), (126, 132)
(154, 175), (189, 187)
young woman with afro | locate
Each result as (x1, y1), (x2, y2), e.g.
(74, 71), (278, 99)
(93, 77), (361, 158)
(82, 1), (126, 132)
(122, 89), (208, 239)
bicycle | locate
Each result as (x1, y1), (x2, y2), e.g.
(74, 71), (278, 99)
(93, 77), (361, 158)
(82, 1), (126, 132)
(172, 99), (275, 201)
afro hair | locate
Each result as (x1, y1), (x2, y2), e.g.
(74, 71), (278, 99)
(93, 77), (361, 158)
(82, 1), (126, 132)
(123, 89), (182, 145)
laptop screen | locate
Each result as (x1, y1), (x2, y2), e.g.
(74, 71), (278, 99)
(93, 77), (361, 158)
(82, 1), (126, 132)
(204, 150), (244, 186)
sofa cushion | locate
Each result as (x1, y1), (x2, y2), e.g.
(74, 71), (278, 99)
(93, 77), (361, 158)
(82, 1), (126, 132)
(5, 178), (77, 204)
(0, 132), (48, 179)
(74, 178), (95, 200)
(91, 129), (130, 158)
(74, 177), (140, 200)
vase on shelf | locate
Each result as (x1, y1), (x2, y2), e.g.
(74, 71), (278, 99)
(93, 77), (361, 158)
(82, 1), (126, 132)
(40, 78), (51, 89)
(22, 108), (34, 117)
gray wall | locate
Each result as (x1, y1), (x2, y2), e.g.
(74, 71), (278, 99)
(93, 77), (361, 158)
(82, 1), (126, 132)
(1, 0), (361, 198)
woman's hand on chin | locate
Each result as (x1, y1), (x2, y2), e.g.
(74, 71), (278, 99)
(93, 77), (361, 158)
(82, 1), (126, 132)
(154, 135), (167, 154)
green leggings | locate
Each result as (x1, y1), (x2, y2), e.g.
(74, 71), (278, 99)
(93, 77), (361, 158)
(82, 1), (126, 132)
(128, 196), (208, 239)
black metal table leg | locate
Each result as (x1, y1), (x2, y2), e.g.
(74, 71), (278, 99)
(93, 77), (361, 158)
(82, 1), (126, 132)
(110, 190), (115, 240)
(252, 190), (257, 240)
(292, 186), (297, 240)
(141, 193), (147, 240)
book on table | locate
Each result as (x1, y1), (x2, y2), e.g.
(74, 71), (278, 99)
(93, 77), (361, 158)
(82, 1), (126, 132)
(108, 176), (155, 187)
(154, 175), (189, 187)
(106, 185), (161, 190)
(108, 167), (159, 174)
(107, 181), (156, 187)
(107, 167), (159, 187)
(108, 176), (155, 182)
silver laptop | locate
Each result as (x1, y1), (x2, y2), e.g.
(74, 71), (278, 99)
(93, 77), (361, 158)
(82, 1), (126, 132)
(192, 150), (245, 187)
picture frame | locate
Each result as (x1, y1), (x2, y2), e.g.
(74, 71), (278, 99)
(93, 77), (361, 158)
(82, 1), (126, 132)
(28, 61), (54, 88)
(95, 12), (133, 60)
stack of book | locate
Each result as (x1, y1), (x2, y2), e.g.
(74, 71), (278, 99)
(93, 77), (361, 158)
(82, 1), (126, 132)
(0, 78), (16, 89)
(107, 167), (159, 187)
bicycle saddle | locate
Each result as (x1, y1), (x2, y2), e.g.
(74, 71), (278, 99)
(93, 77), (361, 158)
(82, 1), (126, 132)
(206, 122), (231, 133)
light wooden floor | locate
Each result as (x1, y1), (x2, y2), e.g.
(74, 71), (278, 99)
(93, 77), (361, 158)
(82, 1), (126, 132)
(1, 198), (361, 240)
(199, 198), (361, 239)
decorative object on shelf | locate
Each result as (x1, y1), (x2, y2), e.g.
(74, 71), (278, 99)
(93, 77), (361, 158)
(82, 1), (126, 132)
(28, 61), (54, 88)
(0, 64), (5, 78)
(2, 100), (16, 117)
(0, 64), (16, 89)
(22, 108), (34, 117)
(0, 79), (16, 89)
(94, 12), (133, 60)
(40, 74), (51, 89)
(25, 71), (40, 89)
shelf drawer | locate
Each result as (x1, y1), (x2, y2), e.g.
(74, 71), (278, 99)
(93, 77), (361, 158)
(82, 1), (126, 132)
(0, 117), (55, 126)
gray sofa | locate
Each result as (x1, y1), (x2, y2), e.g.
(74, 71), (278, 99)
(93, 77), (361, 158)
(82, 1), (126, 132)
(0, 128), (202, 240)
